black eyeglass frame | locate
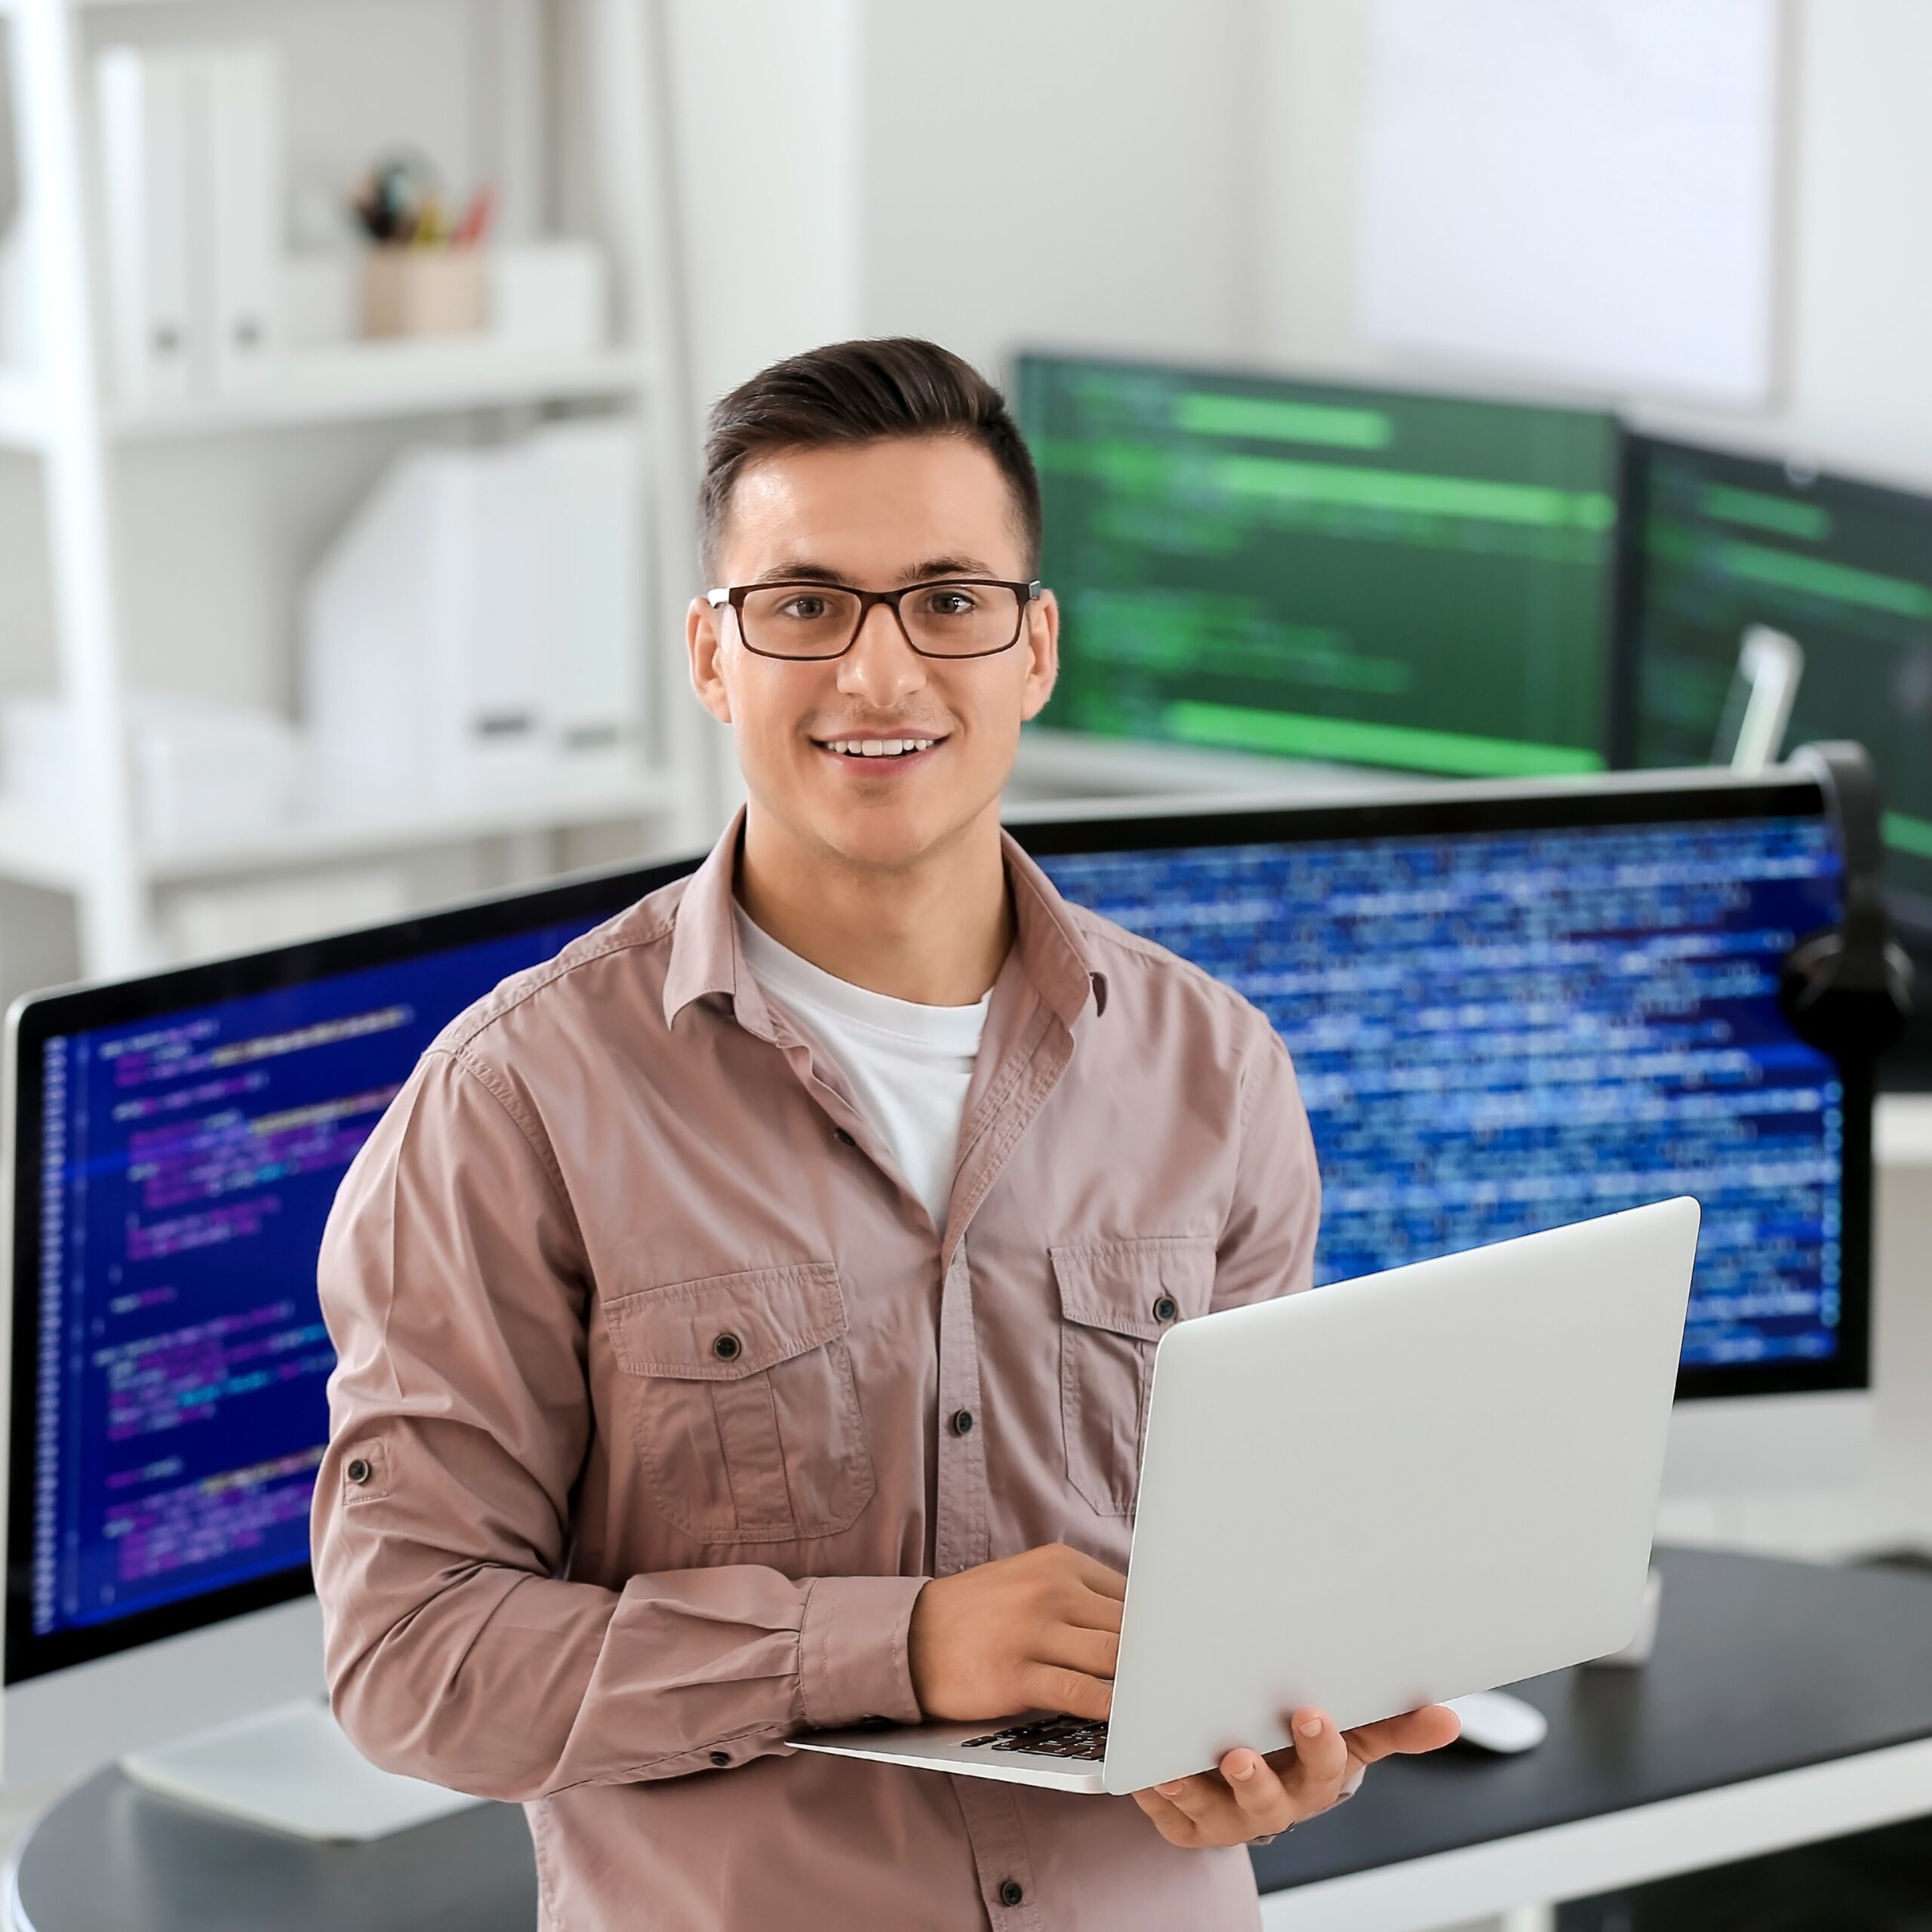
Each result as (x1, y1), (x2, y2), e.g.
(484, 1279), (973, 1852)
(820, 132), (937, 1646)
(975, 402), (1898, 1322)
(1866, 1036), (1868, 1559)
(706, 577), (1044, 662)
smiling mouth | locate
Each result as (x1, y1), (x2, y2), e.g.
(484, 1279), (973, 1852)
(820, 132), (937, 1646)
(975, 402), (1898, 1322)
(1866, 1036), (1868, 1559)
(814, 734), (946, 762)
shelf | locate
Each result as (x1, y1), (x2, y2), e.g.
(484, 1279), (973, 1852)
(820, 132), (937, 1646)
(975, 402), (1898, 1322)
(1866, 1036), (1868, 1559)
(0, 766), (684, 891)
(0, 369), (49, 454)
(110, 341), (651, 441)
(141, 766), (685, 881)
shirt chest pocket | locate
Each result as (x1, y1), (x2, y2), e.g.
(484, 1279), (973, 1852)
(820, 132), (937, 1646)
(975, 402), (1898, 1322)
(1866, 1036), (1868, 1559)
(604, 1262), (876, 1546)
(1051, 1236), (1217, 1517)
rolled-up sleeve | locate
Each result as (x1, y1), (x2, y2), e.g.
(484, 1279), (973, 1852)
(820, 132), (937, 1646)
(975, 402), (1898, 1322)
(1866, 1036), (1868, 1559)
(1212, 1019), (1321, 1312)
(311, 1049), (926, 1802)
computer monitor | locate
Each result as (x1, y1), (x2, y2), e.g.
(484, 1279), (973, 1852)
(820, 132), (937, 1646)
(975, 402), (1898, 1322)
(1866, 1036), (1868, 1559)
(0, 769), (1877, 1795)
(1011, 767), (1875, 1494)
(1626, 437), (1932, 1086)
(0, 861), (686, 1792)
(1013, 351), (1627, 784)
(1629, 438), (1932, 918)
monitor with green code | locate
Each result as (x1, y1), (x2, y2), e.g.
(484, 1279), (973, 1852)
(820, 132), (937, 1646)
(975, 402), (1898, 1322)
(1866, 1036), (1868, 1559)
(1629, 437), (1932, 928)
(1014, 352), (1625, 781)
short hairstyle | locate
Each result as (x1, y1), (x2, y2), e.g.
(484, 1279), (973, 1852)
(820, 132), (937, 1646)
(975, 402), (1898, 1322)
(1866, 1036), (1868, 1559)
(697, 337), (1043, 580)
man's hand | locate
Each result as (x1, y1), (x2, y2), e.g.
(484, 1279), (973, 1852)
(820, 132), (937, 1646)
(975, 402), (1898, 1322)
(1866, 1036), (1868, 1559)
(909, 1544), (1125, 1723)
(1132, 1704), (1461, 1849)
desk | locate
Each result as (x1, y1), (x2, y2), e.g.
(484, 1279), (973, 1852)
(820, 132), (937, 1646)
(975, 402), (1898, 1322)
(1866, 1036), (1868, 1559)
(1254, 1547), (1932, 1929)
(11, 1549), (1932, 1931)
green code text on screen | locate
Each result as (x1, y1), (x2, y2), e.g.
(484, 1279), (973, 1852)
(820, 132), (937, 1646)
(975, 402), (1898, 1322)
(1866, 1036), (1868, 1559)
(1016, 354), (1623, 780)
(1632, 438), (1932, 914)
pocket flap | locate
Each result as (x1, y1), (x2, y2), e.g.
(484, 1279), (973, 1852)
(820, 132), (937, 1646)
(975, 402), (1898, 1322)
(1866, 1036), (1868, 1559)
(605, 1263), (848, 1380)
(1050, 1236), (1217, 1342)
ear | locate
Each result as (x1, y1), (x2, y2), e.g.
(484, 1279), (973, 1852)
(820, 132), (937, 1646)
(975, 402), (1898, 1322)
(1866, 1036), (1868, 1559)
(688, 595), (734, 726)
(1018, 587), (1060, 724)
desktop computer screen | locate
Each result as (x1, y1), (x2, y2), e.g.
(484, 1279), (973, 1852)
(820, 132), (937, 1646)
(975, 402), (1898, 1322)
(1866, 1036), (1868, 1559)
(1629, 437), (1932, 930)
(4, 875), (676, 1686)
(1019, 775), (1869, 1400)
(1014, 352), (1626, 780)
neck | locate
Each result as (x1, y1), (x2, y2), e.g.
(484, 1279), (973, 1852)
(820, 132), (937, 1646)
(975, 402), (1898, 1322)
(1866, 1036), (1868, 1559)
(737, 803), (1013, 1006)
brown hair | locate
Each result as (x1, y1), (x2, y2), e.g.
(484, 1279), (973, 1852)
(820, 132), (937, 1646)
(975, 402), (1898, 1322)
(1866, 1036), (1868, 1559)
(697, 337), (1042, 580)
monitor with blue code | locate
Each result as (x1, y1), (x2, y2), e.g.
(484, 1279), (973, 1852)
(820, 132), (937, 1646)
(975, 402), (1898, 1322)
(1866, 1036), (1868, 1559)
(5, 884), (662, 1681)
(1019, 780), (1867, 1398)
(1014, 352), (1626, 780)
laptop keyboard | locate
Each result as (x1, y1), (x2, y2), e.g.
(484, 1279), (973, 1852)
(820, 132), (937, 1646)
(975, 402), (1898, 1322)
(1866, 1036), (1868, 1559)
(959, 1715), (1109, 1761)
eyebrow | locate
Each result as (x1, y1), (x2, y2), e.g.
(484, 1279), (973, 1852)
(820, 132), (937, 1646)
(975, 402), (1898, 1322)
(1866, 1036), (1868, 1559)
(745, 555), (1003, 589)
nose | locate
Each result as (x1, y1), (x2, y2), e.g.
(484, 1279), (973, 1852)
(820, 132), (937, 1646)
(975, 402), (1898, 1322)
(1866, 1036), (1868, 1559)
(835, 600), (929, 709)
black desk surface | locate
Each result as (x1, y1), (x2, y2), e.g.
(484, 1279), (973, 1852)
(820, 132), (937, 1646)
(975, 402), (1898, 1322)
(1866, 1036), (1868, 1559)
(14, 1548), (1932, 1930)
(1254, 1546), (1932, 1894)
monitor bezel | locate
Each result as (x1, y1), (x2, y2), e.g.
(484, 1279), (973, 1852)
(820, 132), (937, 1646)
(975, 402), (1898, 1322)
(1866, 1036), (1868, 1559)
(4, 855), (696, 1687)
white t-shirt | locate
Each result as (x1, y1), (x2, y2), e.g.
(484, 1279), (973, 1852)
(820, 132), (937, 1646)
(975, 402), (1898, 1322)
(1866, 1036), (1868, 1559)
(734, 905), (990, 1232)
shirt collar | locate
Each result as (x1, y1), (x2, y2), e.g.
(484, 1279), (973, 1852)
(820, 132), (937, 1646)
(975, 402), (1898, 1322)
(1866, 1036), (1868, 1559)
(660, 809), (756, 1029)
(661, 808), (1106, 1033)
(998, 828), (1109, 1029)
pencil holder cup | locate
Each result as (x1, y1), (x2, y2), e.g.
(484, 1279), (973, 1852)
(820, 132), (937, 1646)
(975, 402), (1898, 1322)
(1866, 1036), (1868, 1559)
(361, 248), (488, 338)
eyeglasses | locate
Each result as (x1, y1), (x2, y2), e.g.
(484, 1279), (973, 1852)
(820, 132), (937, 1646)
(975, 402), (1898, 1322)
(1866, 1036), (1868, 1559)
(707, 577), (1042, 662)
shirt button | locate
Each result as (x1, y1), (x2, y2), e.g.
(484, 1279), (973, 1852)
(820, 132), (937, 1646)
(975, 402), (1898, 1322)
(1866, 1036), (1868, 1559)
(1152, 1294), (1179, 1324)
(999, 1879), (1025, 1907)
(951, 1409), (974, 1436)
(712, 1333), (742, 1362)
(709, 1752), (731, 1767)
(833, 1127), (857, 1146)
(346, 1458), (372, 1485)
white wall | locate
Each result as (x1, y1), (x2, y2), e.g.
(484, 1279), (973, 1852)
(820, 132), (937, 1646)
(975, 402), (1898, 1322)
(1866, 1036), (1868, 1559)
(1254, 0), (1932, 491)
(663, 0), (865, 417)
(859, 0), (1261, 381)
(665, 0), (1263, 410)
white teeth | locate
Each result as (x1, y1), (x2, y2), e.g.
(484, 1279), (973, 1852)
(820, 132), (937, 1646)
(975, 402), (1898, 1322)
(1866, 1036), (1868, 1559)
(823, 737), (936, 758)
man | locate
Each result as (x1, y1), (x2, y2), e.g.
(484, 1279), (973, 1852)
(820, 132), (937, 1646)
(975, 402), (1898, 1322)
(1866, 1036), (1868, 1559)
(312, 338), (1456, 1931)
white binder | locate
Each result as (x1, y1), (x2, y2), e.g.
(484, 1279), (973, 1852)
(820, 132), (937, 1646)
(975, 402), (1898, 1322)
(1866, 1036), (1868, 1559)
(97, 47), (201, 405)
(303, 423), (648, 803)
(206, 45), (282, 391)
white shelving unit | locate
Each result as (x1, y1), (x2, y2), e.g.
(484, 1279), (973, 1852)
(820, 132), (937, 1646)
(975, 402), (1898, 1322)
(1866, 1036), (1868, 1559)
(0, 0), (717, 980)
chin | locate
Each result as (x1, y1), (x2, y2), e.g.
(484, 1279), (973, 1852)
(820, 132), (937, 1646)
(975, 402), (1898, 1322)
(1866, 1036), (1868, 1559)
(807, 778), (993, 875)
(816, 806), (958, 875)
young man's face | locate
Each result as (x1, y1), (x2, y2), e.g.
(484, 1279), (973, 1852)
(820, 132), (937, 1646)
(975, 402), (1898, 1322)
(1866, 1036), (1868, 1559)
(688, 436), (1058, 875)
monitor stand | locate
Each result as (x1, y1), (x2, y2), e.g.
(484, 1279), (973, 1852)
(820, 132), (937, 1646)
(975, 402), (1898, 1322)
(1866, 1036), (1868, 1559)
(121, 1697), (484, 1842)
(1584, 1564), (1664, 1670)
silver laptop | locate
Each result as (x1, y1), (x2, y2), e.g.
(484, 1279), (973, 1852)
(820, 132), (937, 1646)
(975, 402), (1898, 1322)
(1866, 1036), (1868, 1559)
(795, 1197), (1700, 1796)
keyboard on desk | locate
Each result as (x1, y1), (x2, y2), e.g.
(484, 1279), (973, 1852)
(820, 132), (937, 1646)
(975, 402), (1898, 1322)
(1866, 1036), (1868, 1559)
(958, 1715), (1109, 1761)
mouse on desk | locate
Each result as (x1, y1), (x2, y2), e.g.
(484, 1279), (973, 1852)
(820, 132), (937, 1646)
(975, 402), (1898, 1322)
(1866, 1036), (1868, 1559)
(1444, 1691), (1549, 1755)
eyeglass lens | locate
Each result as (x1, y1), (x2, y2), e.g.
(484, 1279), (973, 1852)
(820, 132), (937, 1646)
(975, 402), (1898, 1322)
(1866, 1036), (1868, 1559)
(738, 583), (1023, 659)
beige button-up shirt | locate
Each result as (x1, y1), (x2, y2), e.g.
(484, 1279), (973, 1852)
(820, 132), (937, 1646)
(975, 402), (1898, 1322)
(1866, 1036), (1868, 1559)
(312, 813), (1321, 1931)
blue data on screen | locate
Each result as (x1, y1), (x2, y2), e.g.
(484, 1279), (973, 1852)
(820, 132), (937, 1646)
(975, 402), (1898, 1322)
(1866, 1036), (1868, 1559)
(31, 921), (598, 1638)
(1037, 813), (1844, 1369)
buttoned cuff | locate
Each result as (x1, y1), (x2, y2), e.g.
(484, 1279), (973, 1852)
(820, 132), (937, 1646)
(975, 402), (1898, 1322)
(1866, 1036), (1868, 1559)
(797, 1574), (929, 1730)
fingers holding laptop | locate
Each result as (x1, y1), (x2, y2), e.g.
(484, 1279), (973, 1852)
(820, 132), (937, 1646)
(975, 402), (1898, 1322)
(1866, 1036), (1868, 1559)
(909, 1543), (1126, 1724)
(1132, 1703), (1460, 1849)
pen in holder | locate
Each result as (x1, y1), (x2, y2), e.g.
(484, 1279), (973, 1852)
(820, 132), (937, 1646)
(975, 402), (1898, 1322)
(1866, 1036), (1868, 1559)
(352, 155), (494, 340)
